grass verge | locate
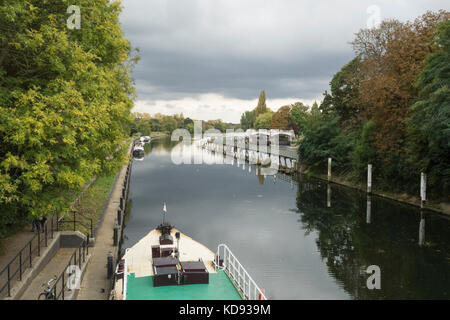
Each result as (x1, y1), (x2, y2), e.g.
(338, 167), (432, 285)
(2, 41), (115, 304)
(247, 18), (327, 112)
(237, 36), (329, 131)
(59, 173), (117, 236)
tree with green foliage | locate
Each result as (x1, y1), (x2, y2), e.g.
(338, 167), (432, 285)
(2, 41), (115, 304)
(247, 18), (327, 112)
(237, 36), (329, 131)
(135, 119), (151, 136)
(0, 0), (138, 235)
(320, 58), (364, 126)
(293, 11), (449, 198)
(161, 116), (178, 133)
(254, 112), (273, 130)
(298, 112), (354, 173)
(240, 110), (256, 130)
(239, 90), (274, 129)
(289, 102), (309, 135)
(254, 90), (268, 117)
(352, 120), (378, 178)
(149, 118), (162, 132)
(407, 19), (450, 194)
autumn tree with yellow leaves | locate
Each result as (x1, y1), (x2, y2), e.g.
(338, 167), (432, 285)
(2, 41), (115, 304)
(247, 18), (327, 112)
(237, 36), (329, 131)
(0, 0), (139, 235)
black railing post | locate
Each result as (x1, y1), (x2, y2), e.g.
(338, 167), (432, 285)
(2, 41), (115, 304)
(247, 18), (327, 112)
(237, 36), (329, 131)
(90, 219), (93, 238)
(51, 217), (54, 239)
(56, 214), (59, 231)
(73, 212), (76, 232)
(19, 251), (22, 281)
(113, 221), (119, 247)
(29, 241), (32, 267)
(7, 265), (11, 297)
(78, 246), (81, 269)
(107, 252), (113, 279)
(37, 230), (41, 257)
(117, 209), (122, 226)
(45, 223), (48, 247)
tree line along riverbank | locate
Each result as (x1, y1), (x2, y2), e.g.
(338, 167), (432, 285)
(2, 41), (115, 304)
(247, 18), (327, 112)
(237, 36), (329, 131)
(236, 11), (450, 207)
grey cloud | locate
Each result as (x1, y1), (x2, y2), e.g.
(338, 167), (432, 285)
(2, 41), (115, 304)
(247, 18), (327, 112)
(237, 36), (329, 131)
(130, 47), (349, 100)
(120, 0), (450, 104)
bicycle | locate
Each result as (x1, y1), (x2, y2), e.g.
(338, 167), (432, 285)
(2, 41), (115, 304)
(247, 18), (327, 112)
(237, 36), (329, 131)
(37, 275), (57, 300)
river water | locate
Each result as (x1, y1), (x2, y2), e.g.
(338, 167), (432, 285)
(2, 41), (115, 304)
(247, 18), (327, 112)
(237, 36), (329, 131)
(122, 137), (450, 300)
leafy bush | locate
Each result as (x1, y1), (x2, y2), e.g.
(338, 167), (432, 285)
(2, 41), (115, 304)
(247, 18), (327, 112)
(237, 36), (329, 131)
(298, 113), (354, 173)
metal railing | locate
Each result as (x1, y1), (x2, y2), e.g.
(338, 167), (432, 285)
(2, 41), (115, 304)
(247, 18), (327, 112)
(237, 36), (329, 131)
(52, 239), (89, 300)
(0, 218), (55, 298)
(215, 244), (267, 300)
(56, 211), (93, 238)
(202, 138), (299, 160)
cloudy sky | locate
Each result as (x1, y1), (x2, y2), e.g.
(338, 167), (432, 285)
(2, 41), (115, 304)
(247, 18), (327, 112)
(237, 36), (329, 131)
(120, 0), (449, 123)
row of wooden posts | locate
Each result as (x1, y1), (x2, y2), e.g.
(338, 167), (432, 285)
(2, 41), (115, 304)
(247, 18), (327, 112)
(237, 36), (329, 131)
(326, 158), (427, 207)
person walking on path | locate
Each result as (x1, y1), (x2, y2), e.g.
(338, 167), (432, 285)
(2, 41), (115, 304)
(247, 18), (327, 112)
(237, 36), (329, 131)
(31, 218), (40, 233)
(39, 216), (47, 233)
(31, 216), (44, 233)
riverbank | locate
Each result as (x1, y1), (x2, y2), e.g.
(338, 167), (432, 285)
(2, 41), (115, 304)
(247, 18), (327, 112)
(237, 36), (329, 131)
(76, 159), (131, 300)
(298, 168), (450, 216)
(201, 139), (449, 216)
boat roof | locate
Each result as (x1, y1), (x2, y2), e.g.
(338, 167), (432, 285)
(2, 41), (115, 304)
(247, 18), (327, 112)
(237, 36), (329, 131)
(126, 269), (242, 300)
(120, 228), (243, 300)
(124, 228), (217, 278)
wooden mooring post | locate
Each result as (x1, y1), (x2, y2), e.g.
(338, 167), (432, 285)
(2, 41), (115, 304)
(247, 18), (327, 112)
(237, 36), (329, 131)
(327, 184), (331, 208)
(327, 158), (332, 182)
(420, 172), (426, 208)
(367, 164), (372, 194)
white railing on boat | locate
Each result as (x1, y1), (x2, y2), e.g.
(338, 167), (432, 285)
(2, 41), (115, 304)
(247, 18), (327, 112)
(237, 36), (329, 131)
(215, 244), (267, 300)
(123, 248), (129, 300)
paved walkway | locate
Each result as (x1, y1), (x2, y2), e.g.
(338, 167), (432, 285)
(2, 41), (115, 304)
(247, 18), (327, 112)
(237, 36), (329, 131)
(0, 219), (58, 299)
(76, 164), (128, 300)
(0, 227), (35, 273)
(19, 248), (75, 300)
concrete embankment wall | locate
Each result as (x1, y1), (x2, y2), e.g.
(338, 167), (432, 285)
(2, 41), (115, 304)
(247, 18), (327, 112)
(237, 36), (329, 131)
(4, 231), (89, 300)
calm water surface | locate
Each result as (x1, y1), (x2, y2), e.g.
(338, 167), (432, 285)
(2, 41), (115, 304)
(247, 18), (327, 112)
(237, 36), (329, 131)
(122, 138), (450, 300)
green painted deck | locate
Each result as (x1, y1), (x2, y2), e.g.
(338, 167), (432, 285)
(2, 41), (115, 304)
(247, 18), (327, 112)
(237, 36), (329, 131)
(126, 270), (242, 300)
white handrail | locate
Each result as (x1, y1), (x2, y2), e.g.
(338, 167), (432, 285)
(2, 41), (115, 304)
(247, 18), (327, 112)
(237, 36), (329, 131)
(215, 244), (267, 300)
(122, 248), (130, 300)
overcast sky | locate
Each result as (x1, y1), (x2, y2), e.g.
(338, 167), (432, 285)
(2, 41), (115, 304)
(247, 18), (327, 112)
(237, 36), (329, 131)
(120, 0), (449, 123)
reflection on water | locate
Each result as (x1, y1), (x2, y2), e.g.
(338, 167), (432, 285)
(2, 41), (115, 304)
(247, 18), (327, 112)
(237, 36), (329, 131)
(366, 195), (372, 224)
(296, 176), (450, 299)
(125, 138), (450, 299)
